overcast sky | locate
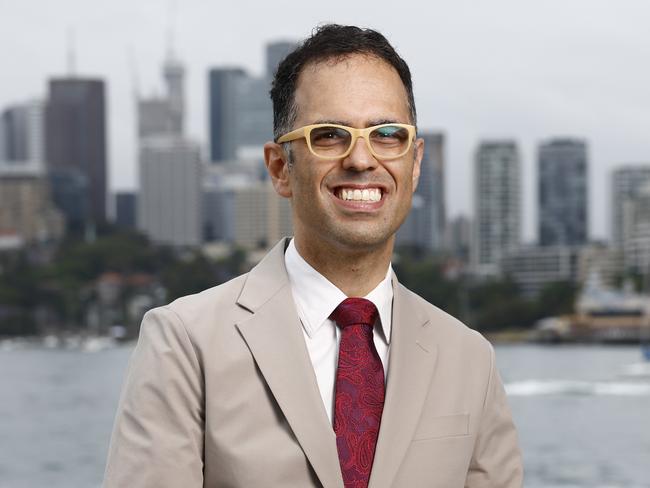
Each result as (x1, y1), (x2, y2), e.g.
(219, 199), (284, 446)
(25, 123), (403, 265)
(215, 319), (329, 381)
(2, 0), (650, 241)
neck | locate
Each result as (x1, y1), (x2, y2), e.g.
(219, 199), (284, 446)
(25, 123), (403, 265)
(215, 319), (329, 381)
(293, 235), (393, 297)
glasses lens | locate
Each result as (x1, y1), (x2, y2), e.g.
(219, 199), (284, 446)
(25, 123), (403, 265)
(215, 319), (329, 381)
(369, 125), (411, 157)
(309, 126), (352, 157)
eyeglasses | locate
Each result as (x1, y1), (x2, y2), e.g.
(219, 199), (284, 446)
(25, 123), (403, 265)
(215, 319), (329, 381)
(276, 123), (416, 160)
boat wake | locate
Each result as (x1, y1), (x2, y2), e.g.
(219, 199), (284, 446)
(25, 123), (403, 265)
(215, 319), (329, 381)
(505, 379), (650, 397)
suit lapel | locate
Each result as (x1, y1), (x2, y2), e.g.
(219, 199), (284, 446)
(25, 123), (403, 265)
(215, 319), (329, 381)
(235, 239), (344, 488)
(368, 276), (438, 488)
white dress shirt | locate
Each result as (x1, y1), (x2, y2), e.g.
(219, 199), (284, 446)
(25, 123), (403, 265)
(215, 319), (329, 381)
(284, 238), (393, 424)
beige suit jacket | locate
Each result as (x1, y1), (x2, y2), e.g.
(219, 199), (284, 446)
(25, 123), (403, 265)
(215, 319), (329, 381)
(104, 238), (523, 487)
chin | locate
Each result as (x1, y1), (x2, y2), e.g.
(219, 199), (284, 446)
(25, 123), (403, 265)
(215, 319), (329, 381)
(327, 226), (394, 251)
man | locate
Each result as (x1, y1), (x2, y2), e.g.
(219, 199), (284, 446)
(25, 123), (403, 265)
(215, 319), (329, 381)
(104, 24), (523, 488)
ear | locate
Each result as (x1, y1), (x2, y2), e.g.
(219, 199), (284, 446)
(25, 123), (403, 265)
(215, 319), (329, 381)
(264, 142), (292, 198)
(411, 137), (424, 192)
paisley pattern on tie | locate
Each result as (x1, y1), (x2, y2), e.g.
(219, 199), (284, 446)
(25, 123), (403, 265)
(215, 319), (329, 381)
(330, 298), (385, 488)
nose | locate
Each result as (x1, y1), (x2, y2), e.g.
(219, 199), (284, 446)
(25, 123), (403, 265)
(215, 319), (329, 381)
(342, 136), (379, 171)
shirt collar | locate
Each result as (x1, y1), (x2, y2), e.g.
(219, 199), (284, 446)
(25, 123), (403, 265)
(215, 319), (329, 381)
(284, 238), (393, 343)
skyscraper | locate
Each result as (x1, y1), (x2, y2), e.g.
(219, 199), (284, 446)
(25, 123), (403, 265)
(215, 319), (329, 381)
(138, 51), (185, 138)
(265, 41), (297, 77)
(0, 99), (45, 169)
(208, 68), (248, 161)
(397, 132), (446, 251)
(611, 165), (650, 248)
(137, 50), (203, 247)
(472, 140), (521, 276)
(538, 138), (588, 246)
(115, 192), (137, 230)
(138, 136), (202, 247)
(45, 78), (107, 227)
(208, 40), (297, 163)
(163, 54), (185, 134)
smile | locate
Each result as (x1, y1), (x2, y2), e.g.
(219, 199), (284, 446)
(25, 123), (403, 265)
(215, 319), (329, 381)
(335, 187), (383, 202)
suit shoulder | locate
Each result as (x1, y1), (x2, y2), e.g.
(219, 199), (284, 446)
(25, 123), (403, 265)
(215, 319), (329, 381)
(168, 273), (248, 312)
(144, 273), (249, 336)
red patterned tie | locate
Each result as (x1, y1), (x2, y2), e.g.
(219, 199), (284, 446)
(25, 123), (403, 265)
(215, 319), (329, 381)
(330, 297), (385, 488)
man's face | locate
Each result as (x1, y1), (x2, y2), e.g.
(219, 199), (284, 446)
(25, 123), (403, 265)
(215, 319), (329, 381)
(275, 54), (422, 253)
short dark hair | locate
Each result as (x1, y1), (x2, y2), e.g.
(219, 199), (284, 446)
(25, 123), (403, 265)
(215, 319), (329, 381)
(270, 24), (417, 140)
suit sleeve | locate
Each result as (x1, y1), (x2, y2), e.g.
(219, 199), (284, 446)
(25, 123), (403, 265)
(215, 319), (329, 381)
(103, 306), (205, 488)
(465, 344), (524, 488)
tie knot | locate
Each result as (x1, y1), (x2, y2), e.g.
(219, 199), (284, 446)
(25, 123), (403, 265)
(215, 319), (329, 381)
(330, 297), (378, 330)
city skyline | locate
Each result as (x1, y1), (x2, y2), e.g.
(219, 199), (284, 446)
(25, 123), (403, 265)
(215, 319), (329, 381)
(2, 0), (650, 241)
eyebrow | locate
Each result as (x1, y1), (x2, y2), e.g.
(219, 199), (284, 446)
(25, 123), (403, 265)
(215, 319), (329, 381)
(311, 118), (403, 128)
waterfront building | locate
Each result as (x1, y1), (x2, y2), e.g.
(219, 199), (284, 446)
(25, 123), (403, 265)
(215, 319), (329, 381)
(472, 140), (521, 276)
(611, 164), (650, 248)
(397, 132), (446, 252)
(500, 243), (621, 298)
(574, 272), (650, 342)
(500, 245), (579, 298)
(538, 138), (588, 246)
(45, 78), (107, 228)
(576, 243), (622, 288)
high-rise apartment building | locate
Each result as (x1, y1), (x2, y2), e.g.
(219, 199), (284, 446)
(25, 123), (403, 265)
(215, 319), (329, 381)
(538, 138), (588, 246)
(208, 41), (297, 162)
(397, 132), (446, 251)
(45, 78), (107, 228)
(472, 140), (521, 276)
(622, 181), (650, 274)
(611, 165), (650, 248)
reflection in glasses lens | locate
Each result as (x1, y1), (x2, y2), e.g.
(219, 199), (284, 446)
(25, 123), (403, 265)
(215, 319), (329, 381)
(308, 125), (411, 158)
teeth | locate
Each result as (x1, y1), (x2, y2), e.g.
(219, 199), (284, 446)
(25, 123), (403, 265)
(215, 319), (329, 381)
(338, 188), (382, 202)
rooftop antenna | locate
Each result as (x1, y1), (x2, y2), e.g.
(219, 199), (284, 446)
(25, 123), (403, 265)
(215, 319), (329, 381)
(127, 44), (141, 100)
(66, 27), (76, 76)
(166, 0), (178, 61)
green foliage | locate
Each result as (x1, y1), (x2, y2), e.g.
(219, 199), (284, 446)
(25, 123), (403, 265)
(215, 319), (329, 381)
(0, 231), (253, 336)
(49, 231), (171, 281)
(535, 280), (577, 317)
(1, 233), (583, 336)
(393, 252), (461, 317)
(161, 253), (219, 301)
(469, 283), (537, 331)
(394, 248), (578, 332)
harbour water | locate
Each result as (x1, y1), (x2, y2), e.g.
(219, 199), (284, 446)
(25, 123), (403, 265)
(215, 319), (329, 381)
(0, 342), (649, 487)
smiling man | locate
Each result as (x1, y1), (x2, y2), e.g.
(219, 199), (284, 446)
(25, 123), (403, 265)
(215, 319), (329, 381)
(104, 24), (523, 488)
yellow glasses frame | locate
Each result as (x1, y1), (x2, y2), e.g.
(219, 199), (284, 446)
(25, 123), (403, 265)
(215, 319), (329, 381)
(276, 123), (417, 160)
